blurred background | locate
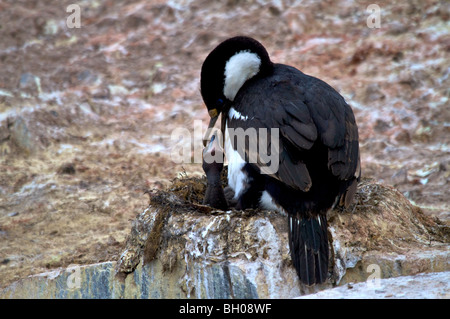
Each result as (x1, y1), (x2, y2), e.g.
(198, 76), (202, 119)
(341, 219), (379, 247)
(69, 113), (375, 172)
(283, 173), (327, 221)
(0, 0), (448, 288)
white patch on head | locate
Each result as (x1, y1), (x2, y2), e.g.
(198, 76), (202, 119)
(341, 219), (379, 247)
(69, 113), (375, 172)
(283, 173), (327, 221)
(225, 122), (248, 199)
(229, 107), (248, 121)
(223, 51), (261, 101)
(260, 190), (287, 216)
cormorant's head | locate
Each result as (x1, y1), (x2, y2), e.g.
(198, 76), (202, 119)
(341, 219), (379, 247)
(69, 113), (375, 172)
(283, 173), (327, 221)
(200, 36), (273, 145)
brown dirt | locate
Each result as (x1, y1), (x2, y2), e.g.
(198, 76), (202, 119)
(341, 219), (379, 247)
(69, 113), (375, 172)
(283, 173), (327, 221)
(1, 0), (449, 289)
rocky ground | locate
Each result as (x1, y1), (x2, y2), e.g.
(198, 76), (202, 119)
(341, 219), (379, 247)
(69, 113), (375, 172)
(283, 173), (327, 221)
(0, 0), (449, 290)
(299, 271), (450, 299)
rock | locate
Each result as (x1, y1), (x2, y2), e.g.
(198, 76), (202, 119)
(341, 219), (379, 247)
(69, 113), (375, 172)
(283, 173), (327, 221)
(57, 163), (76, 175)
(0, 262), (119, 299)
(386, 21), (409, 36)
(0, 122), (10, 142)
(43, 19), (58, 36)
(18, 73), (42, 96)
(9, 116), (39, 154)
(299, 271), (450, 299)
(364, 83), (385, 103)
(1, 176), (448, 299)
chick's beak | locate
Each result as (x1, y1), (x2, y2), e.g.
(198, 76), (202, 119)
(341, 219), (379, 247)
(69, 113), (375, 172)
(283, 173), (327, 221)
(204, 133), (216, 154)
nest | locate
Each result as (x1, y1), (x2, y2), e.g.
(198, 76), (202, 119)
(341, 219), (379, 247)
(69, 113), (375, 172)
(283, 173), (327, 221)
(166, 167), (229, 206)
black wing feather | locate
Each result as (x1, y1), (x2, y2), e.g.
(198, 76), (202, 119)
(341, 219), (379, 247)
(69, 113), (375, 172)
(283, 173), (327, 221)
(228, 64), (359, 192)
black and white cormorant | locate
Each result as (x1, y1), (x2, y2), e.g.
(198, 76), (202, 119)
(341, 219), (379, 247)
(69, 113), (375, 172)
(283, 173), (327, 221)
(200, 36), (360, 285)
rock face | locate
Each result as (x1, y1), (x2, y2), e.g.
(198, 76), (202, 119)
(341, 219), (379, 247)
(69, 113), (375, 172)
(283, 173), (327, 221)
(1, 176), (448, 299)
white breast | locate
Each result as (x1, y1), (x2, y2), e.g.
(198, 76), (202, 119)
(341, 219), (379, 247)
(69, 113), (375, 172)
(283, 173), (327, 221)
(225, 121), (248, 199)
(225, 120), (286, 213)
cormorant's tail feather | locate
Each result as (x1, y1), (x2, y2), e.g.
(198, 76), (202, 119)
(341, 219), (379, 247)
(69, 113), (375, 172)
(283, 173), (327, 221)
(288, 214), (328, 285)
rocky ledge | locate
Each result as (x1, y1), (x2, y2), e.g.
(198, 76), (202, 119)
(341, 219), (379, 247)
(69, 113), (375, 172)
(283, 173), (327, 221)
(1, 177), (449, 298)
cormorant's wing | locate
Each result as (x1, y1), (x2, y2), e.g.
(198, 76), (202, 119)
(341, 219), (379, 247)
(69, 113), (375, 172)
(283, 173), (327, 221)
(227, 65), (360, 193)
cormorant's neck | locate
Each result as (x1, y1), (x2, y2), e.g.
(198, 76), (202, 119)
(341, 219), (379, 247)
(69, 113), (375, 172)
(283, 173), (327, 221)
(203, 167), (228, 211)
(206, 168), (222, 186)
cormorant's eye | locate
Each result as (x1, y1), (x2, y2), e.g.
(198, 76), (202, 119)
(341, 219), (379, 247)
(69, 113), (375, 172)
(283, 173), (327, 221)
(216, 98), (224, 107)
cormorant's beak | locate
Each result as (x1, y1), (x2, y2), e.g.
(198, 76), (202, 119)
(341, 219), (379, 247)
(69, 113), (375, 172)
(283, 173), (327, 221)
(203, 100), (230, 148)
(203, 108), (220, 147)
